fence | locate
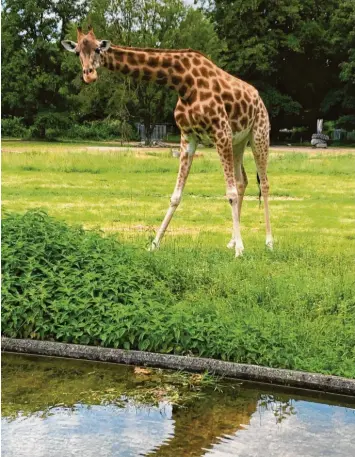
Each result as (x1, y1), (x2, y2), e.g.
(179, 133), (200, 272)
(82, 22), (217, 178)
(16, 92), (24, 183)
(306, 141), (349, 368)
(136, 123), (167, 141)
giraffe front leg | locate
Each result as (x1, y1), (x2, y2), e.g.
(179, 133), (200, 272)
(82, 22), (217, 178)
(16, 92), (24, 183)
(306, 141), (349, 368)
(227, 165), (248, 249)
(227, 189), (244, 257)
(150, 135), (196, 251)
(215, 131), (244, 257)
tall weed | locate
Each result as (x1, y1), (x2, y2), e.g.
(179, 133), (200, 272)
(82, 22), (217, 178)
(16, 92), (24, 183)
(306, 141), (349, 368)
(2, 211), (354, 378)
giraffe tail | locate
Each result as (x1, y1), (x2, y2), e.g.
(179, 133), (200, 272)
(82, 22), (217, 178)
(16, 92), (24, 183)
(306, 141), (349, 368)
(256, 172), (261, 208)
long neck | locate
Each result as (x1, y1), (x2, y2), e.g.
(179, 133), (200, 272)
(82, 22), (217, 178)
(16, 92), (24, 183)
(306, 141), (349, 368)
(101, 46), (196, 99)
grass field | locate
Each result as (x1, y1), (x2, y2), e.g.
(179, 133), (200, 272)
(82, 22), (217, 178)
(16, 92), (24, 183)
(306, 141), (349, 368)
(2, 140), (355, 377)
(2, 140), (354, 245)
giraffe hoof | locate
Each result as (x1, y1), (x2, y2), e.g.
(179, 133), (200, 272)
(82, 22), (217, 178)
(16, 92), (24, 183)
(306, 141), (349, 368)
(227, 239), (235, 249)
(266, 241), (274, 251)
(235, 247), (244, 258)
(148, 241), (159, 252)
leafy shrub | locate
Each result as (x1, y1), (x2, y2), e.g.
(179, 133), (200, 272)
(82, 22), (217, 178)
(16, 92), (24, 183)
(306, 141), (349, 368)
(1, 116), (139, 141)
(30, 111), (72, 140)
(61, 120), (138, 141)
(63, 120), (119, 140)
(2, 211), (355, 378)
(1, 117), (29, 138)
(336, 115), (355, 130)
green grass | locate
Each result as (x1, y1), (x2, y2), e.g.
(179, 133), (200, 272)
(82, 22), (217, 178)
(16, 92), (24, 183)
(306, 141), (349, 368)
(2, 142), (354, 242)
(2, 141), (355, 378)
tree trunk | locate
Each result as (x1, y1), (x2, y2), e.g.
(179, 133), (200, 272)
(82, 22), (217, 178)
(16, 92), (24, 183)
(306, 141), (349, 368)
(144, 120), (154, 145)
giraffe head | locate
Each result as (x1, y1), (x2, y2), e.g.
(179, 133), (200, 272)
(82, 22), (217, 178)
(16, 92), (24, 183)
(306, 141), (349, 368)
(61, 26), (111, 84)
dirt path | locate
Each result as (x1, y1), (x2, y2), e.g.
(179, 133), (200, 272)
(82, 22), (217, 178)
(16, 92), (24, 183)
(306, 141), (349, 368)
(85, 144), (355, 155)
(270, 145), (355, 154)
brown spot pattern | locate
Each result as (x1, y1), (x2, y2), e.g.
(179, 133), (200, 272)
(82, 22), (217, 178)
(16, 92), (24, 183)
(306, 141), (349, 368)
(127, 52), (137, 65)
(200, 67), (208, 78)
(241, 99), (247, 113)
(121, 64), (130, 75)
(212, 80), (221, 93)
(223, 92), (234, 102)
(147, 56), (159, 67)
(197, 78), (209, 89)
(200, 91), (212, 101)
(185, 74), (194, 87)
(182, 57), (191, 69)
(137, 53), (146, 64)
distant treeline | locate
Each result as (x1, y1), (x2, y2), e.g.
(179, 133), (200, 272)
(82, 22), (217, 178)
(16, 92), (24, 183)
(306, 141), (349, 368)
(2, 0), (354, 143)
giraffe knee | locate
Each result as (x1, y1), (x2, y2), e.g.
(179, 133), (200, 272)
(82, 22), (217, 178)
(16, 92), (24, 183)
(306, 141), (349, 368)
(260, 180), (269, 194)
(170, 191), (182, 207)
(237, 183), (246, 196)
(226, 189), (238, 205)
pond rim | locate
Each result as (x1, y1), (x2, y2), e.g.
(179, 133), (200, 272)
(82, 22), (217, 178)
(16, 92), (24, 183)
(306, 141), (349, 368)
(2, 337), (355, 398)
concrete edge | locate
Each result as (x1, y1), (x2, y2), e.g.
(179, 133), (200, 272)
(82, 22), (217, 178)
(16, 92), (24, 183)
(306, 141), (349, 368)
(2, 337), (355, 396)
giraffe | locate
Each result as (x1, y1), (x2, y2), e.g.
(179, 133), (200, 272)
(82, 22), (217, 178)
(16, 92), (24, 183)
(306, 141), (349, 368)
(62, 26), (273, 257)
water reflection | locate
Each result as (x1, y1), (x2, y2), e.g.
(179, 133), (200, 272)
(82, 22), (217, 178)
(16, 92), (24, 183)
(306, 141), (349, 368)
(205, 400), (355, 456)
(2, 353), (355, 457)
(2, 403), (175, 457)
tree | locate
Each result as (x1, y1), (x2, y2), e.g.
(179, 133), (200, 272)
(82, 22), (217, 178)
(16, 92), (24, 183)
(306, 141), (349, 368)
(65, 0), (224, 144)
(322, 0), (355, 130)
(208, 0), (349, 139)
(1, 0), (87, 137)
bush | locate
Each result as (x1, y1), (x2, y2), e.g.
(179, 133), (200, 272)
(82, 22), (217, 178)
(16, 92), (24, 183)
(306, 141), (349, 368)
(63, 119), (122, 140)
(1, 115), (140, 142)
(30, 111), (72, 140)
(1, 210), (175, 347)
(336, 115), (355, 131)
(55, 119), (138, 142)
(2, 211), (354, 377)
(1, 117), (29, 138)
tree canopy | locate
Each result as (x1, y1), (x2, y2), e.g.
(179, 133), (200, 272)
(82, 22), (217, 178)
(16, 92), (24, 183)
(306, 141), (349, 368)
(1, 0), (354, 142)
(210, 0), (355, 138)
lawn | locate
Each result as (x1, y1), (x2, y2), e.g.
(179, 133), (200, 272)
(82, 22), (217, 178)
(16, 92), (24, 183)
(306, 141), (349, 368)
(2, 141), (355, 377)
(2, 140), (354, 244)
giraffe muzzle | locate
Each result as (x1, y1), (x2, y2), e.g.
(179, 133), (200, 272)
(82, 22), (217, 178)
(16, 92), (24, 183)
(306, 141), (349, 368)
(82, 69), (98, 84)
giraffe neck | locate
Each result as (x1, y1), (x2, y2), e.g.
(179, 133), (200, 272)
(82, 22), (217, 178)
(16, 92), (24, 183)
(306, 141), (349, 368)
(101, 46), (196, 99)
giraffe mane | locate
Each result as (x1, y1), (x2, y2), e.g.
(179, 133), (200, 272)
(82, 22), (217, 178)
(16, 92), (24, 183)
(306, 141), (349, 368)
(110, 44), (211, 60)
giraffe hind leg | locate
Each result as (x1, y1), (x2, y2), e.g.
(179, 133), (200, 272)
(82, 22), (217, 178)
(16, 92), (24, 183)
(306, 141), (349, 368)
(227, 137), (249, 249)
(250, 128), (273, 249)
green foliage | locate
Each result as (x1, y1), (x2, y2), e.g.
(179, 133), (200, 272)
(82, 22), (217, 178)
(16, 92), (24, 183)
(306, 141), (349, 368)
(335, 115), (355, 131)
(29, 111), (72, 140)
(1, 0), (223, 143)
(1, 0), (87, 135)
(329, 0), (355, 84)
(2, 0), (354, 142)
(58, 119), (137, 141)
(1, 117), (29, 138)
(2, 210), (355, 378)
(210, 0), (355, 137)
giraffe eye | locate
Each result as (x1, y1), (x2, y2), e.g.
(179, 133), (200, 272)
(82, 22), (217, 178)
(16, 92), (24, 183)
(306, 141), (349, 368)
(75, 51), (80, 56)
(95, 47), (101, 54)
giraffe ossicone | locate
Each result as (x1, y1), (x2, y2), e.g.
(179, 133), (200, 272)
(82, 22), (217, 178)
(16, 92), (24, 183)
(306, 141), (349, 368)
(62, 26), (273, 257)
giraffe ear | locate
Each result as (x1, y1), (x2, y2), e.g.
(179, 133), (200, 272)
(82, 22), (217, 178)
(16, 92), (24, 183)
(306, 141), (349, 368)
(61, 40), (78, 53)
(99, 40), (111, 51)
